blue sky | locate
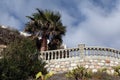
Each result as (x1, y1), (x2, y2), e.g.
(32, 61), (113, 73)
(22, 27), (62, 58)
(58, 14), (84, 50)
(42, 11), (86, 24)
(0, 0), (120, 49)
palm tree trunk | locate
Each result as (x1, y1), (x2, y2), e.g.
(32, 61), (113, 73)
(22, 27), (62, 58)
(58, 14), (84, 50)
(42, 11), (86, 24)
(40, 36), (47, 51)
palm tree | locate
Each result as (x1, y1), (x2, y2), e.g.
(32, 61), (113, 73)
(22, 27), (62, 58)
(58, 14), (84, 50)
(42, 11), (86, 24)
(25, 9), (66, 51)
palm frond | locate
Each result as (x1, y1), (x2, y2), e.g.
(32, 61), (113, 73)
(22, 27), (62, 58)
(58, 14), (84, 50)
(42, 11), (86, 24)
(26, 16), (35, 21)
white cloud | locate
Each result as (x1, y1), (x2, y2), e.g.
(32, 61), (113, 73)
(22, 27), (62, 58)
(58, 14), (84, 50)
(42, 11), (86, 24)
(63, 0), (120, 49)
(0, 0), (120, 49)
(0, 11), (21, 29)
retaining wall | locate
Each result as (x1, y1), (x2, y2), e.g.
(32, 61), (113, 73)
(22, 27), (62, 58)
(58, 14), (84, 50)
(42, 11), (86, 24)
(45, 56), (120, 73)
(39, 44), (120, 73)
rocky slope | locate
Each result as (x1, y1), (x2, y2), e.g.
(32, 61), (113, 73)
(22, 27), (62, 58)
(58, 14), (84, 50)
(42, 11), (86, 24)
(0, 26), (24, 45)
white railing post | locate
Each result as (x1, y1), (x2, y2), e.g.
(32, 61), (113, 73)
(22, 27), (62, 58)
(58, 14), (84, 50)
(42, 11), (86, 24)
(78, 44), (85, 58)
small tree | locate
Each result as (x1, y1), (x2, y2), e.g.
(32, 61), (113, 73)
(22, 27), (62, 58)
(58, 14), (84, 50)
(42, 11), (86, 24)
(0, 38), (47, 80)
(25, 9), (66, 51)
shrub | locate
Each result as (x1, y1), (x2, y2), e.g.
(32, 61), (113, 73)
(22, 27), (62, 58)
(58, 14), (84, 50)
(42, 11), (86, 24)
(113, 66), (120, 76)
(66, 66), (92, 80)
(35, 71), (54, 80)
(0, 38), (47, 80)
(91, 71), (120, 80)
(65, 66), (120, 80)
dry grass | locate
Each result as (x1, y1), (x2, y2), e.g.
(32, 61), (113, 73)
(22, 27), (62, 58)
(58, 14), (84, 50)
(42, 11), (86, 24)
(47, 72), (120, 80)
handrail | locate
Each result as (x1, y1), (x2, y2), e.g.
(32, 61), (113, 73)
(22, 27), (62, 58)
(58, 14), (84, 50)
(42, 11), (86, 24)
(38, 44), (120, 61)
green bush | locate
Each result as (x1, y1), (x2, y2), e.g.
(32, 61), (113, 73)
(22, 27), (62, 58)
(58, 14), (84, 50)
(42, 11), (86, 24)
(113, 66), (120, 76)
(66, 66), (92, 80)
(0, 38), (47, 80)
(66, 66), (120, 80)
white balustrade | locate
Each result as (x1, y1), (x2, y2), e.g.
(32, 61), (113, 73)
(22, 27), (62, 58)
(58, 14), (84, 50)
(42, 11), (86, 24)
(39, 44), (120, 61)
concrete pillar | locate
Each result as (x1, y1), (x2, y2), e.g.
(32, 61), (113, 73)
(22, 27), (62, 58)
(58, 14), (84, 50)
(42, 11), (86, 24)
(78, 44), (85, 58)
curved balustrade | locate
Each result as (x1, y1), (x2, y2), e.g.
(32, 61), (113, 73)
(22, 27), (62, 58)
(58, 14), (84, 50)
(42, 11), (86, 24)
(39, 48), (79, 60)
(38, 44), (120, 61)
(84, 47), (120, 59)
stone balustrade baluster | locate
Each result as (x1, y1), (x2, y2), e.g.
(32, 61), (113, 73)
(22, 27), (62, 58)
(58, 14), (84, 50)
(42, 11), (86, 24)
(110, 51), (113, 57)
(91, 49), (93, 56)
(44, 52), (47, 60)
(106, 51), (109, 57)
(84, 49), (86, 56)
(65, 50), (68, 58)
(73, 49), (75, 57)
(104, 50), (106, 57)
(43, 52), (45, 60)
(113, 52), (116, 58)
(95, 50), (97, 56)
(54, 52), (56, 59)
(58, 51), (60, 59)
(115, 51), (117, 58)
(92, 49), (94, 56)
(115, 51), (118, 58)
(115, 52), (118, 58)
(118, 52), (120, 59)
(85, 49), (88, 56)
(109, 51), (113, 57)
(113, 51), (115, 58)
(95, 50), (98, 56)
(70, 49), (73, 58)
(94, 49), (97, 56)
(77, 49), (79, 57)
(47, 52), (50, 60)
(106, 50), (109, 57)
(86, 49), (89, 56)
(76, 50), (78, 57)
(51, 52), (53, 60)
(69, 49), (72, 58)
(72, 49), (74, 57)
(90, 49), (92, 56)
(78, 44), (85, 58)
(117, 52), (119, 59)
(98, 49), (101, 56)
(45, 52), (48, 60)
(104, 50), (107, 57)
(61, 51), (63, 58)
(117, 52), (120, 59)
(87, 49), (90, 56)
(76, 49), (79, 57)
(53, 51), (55, 59)
(64, 50), (66, 58)
(101, 49), (104, 56)
(116, 52), (118, 59)
(93, 49), (95, 56)
(67, 49), (69, 57)
(96, 49), (99, 56)
(100, 49), (103, 56)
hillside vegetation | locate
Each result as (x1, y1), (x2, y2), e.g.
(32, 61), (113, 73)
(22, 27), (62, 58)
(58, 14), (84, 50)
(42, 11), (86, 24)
(0, 26), (24, 45)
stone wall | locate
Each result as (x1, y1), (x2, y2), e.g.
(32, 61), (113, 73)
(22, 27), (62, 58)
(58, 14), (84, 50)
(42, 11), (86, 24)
(45, 56), (120, 73)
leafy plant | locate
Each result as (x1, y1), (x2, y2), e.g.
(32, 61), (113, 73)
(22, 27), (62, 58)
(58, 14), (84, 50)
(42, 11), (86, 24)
(66, 66), (92, 80)
(113, 66), (120, 76)
(0, 38), (47, 80)
(35, 71), (54, 80)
